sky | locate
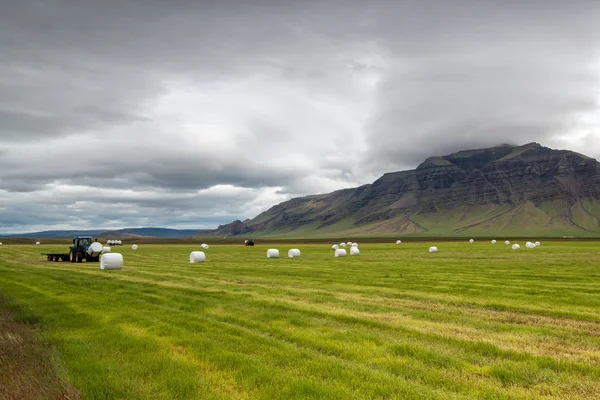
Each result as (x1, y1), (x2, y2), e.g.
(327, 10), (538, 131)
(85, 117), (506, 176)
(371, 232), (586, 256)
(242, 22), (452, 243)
(1, 0), (600, 233)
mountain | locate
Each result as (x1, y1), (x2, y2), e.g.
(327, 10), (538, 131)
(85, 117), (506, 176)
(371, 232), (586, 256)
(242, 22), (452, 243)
(206, 142), (600, 237)
(0, 227), (203, 239)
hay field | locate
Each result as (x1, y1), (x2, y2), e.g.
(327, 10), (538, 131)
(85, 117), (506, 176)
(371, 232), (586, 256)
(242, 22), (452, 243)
(1, 241), (600, 399)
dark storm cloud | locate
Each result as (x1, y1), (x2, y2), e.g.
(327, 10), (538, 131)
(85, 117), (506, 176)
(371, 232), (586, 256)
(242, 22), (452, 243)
(357, 0), (600, 170)
(1, 0), (599, 232)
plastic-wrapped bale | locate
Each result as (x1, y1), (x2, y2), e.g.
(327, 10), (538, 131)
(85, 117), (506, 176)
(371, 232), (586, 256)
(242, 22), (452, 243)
(132, 244), (138, 250)
(87, 242), (103, 257)
(100, 253), (123, 270)
(267, 249), (279, 258)
(332, 244), (339, 250)
(526, 242), (536, 249)
(288, 249), (301, 258)
(429, 246), (438, 253)
(35, 241), (40, 245)
(512, 244), (520, 250)
(102, 247), (111, 253)
(351, 243), (358, 248)
(469, 239), (474, 243)
(535, 241), (541, 247)
(0, 242), (2, 245)
(201, 243), (209, 249)
(491, 240), (497, 244)
(334, 248), (347, 257)
(340, 243), (346, 247)
(116, 240), (122, 245)
(505, 240), (510, 245)
(396, 240), (401, 244)
(350, 247), (360, 256)
(189, 251), (206, 263)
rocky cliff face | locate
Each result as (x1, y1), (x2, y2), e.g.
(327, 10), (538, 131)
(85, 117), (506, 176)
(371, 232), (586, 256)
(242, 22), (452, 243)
(208, 143), (600, 237)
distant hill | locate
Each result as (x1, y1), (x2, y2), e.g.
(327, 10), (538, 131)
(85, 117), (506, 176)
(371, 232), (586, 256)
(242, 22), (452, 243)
(0, 227), (203, 239)
(205, 142), (600, 237)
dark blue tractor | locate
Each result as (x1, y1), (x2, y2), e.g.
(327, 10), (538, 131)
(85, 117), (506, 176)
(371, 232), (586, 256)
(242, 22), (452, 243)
(69, 236), (103, 263)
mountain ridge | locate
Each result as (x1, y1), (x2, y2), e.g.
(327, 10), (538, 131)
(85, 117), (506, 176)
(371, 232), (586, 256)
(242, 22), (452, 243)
(205, 142), (600, 237)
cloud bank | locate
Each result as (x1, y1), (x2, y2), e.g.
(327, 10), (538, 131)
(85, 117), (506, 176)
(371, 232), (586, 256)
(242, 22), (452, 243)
(1, 0), (599, 233)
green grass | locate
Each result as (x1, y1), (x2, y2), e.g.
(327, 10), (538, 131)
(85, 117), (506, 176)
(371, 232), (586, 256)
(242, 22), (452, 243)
(1, 241), (600, 399)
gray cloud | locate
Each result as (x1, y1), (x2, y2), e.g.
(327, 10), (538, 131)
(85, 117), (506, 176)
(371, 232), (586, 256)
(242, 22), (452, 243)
(0, 0), (599, 232)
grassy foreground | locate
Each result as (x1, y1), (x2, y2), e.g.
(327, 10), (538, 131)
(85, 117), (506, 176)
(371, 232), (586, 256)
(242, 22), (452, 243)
(1, 241), (600, 399)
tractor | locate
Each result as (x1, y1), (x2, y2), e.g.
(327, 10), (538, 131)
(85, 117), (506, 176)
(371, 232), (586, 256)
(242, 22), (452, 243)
(69, 236), (103, 262)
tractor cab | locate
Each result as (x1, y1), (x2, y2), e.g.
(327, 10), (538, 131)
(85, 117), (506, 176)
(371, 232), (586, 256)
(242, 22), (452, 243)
(71, 236), (93, 252)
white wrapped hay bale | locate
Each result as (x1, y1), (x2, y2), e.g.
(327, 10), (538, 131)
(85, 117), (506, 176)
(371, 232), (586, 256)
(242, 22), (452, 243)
(512, 244), (520, 250)
(429, 246), (438, 253)
(35, 241), (40, 245)
(102, 247), (111, 253)
(350, 247), (360, 256)
(340, 243), (346, 248)
(131, 244), (138, 250)
(396, 240), (402, 244)
(87, 242), (103, 257)
(491, 240), (496, 244)
(116, 240), (122, 245)
(267, 249), (279, 258)
(189, 251), (206, 263)
(505, 240), (510, 245)
(201, 243), (209, 249)
(334, 248), (347, 257)
(288, 249), (301, 258)
(351, 243), (358, 248)
(535, 241), (541, 247)
(100, 253), (123, 270)
(332, 244), (339, 250)
(469, 239), (474, 243)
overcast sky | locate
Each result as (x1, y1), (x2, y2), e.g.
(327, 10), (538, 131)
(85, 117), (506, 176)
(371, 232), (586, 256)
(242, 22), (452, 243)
(1, 0), (599, 233)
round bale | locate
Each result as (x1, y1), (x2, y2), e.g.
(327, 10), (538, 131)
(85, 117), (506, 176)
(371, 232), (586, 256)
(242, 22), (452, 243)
(189, 251), (206, 263)
(267, 249), (279, 258)
(334, 248), (347, 257)
(429, 246), (438, 253)
(87, 242), (103, 257)
(131, 244), (138, 250)
(350, 247), (360, 256)
(100, 253), (123, 270)
(288, 249), (301, 258)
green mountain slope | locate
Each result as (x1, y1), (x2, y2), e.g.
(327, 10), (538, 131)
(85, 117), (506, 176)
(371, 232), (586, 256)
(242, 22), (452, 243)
(207, 143), (600, 237)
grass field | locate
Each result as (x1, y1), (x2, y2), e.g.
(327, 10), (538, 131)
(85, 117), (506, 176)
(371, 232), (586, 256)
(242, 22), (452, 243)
(1, 241), (600, 399)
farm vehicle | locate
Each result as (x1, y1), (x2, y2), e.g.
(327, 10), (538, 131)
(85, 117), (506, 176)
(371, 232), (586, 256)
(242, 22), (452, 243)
(41, 235), (104, 263)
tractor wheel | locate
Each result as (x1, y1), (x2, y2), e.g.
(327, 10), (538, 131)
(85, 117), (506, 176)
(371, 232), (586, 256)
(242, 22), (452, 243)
(70, 251), (76, 263)
(76, 253), (82, 263)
